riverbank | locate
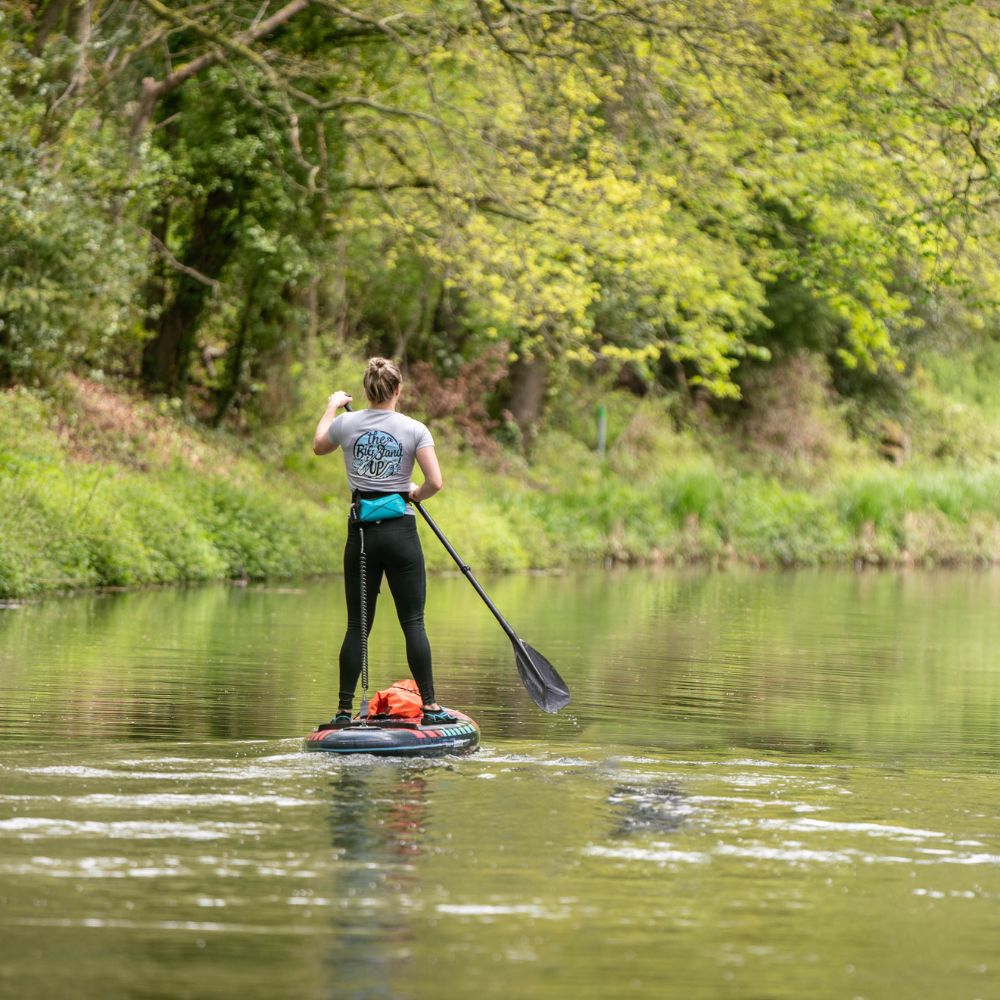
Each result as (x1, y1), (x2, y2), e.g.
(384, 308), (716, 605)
(2, 353), (1000, 599)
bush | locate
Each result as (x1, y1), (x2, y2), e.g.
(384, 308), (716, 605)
(660, 464), (725, 527)
(835, 471), (912, 536)
(727, 478), (853, 566)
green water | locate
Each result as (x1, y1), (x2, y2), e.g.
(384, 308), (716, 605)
(1, 568), (998, 999)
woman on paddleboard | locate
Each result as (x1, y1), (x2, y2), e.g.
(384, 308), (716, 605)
(312, 357), (456, 727)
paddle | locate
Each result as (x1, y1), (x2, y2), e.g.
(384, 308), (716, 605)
(413, 501), (570, 714)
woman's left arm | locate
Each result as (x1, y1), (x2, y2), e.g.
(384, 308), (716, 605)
(410, 446), (443, 502)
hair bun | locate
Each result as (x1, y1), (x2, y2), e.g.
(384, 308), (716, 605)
(363, 356), (403, 404)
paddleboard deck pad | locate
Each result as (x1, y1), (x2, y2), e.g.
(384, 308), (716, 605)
(304, 709), (480, 757)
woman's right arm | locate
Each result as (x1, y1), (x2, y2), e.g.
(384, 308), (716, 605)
(312, 392), (352, 455)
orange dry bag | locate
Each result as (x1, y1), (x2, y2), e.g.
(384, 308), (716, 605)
(368, 679), (424, 720)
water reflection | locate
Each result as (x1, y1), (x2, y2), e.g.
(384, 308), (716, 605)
(3, 569), (1000, 763)
(325, 764), (435, 999)
(0, 735), (997, 999)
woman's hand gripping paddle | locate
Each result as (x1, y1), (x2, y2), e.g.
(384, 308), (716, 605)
(413, 502), (570, 713)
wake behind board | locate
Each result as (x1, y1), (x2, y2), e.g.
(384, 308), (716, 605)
(304, 709), (480, 757)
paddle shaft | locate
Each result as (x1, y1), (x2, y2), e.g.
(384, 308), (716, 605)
(412, 502), (523, 649)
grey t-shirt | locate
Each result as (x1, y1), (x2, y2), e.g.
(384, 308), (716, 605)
(327, 409), (434, 503)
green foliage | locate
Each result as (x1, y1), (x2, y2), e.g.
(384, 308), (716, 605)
(0, 455), (344, 597)
(185, 475), (334, 580)
(660, 465), (726, 528)
(0, 28), (148, 385)
(6, 0), (1000, 421)
(836, 470), (912, 536)
(726, 478), (855, 567)
(4, 361), (1000, 599)
(0, 385), (341, 597)
(5, 0), (1000, 593)
(908, 340), (1000, 465)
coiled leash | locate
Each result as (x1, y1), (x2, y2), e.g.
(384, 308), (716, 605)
(358, 522), (370, 722)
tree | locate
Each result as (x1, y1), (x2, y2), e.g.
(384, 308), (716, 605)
(3, 0), (999, 439)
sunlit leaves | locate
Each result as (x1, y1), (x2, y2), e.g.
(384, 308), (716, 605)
(4, 0), (1000, 408)
(331, 0), (999, 397)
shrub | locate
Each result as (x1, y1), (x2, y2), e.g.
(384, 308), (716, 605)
(727, 478), (853, 566)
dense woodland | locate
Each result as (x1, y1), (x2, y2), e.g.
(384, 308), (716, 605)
(3, 0), (1000, 442)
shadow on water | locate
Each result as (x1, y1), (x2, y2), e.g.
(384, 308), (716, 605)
(607, 781), (688, 839)
(324, 763), (438, 1000)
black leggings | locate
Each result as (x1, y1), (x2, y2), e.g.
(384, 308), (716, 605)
(338, 516), (435, 709)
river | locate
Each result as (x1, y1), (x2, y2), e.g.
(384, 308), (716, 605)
(1, 568), (998, 999)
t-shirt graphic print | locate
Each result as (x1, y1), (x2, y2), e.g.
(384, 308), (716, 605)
(353, 429), (403, 480)
(327, 407), (434, 501)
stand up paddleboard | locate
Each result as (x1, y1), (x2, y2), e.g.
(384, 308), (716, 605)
(303, 477), (566, 760)
(304, 709), (480, 757)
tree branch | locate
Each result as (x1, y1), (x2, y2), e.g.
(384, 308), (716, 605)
(130, 0), (311, 139)
(146, 230), (222, 289)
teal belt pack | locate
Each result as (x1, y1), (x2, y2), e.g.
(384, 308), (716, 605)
(356, 493), (408, 522)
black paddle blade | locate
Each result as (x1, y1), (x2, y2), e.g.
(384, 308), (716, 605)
(514, 641), (570, 713)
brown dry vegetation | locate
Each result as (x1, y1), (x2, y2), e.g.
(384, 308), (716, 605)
(54, 376), (213, 472)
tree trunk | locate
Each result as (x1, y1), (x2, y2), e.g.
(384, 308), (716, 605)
(67, 0), (92, 96)
(212, 278), (256, 427)
(140, 182), (240, 394)
(31, 0), (74, 53)
(507, 355), (548, 447)
(139, 199), (170, 374)
(0, 311), (13, 385)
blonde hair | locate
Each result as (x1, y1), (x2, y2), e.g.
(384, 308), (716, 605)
(363, 356), (403, 404)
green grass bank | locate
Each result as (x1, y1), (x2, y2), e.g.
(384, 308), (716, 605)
(2, 347), (1000, 600)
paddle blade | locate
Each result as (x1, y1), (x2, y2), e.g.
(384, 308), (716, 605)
(514, 641), (571, 713)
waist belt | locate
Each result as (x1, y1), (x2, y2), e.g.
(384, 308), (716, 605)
(353, 490), (410, 502)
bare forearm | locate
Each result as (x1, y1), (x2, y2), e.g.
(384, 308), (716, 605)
(411, 481), (441, 502)
(312, 405), (339, 454)
(410, 446), (443, 502)
(312, 391), (352, 455)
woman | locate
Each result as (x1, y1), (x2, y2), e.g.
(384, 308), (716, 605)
(312, 357), (455, 726)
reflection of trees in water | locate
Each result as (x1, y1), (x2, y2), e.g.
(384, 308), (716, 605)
(0, 583), (347, 741)
(4, 570), (1000, 754)
(566, 569), (1000, 757)
(324, 763), (435, 1000)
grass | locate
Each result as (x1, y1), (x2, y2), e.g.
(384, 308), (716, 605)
(0, 386), (342, 596)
